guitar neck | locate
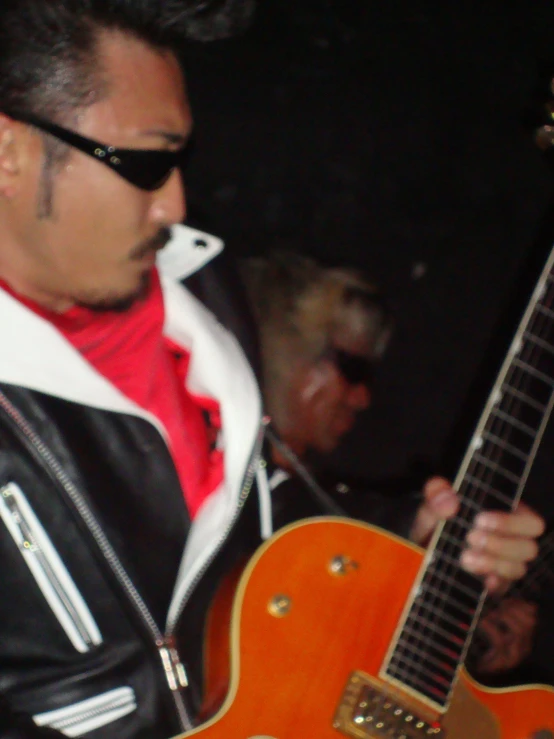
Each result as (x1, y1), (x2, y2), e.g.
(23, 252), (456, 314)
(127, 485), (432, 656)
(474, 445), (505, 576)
(382, 244), (554, 710)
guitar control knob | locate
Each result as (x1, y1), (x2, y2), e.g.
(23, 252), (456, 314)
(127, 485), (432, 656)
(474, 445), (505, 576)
(268, 595), (292, 617)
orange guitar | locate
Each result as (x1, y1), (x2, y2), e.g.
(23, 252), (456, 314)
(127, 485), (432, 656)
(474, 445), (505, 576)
(181, 250), (554, 737)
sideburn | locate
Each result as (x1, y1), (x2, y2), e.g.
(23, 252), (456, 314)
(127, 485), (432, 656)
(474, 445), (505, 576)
(36, 143), (56, 219)
(36, 135), (69, 220)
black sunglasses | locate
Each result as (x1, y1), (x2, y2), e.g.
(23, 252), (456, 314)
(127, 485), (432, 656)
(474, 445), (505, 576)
(5, 111), (188, 191)
(324, 348), (375, 389)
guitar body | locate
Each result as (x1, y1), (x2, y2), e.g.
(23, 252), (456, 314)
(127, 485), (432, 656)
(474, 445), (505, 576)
(185, 519), (554, 739)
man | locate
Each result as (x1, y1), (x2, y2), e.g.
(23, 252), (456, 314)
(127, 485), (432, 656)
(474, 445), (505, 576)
(0, 3), (544, 739)
(239, 250), (421, 536)
(240, 251), (524, 552)
(241, 250), (554, 695)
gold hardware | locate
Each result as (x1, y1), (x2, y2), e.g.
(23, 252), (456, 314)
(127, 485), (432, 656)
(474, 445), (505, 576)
(268, 594), (292, 617)
(334, 671), (444, 738)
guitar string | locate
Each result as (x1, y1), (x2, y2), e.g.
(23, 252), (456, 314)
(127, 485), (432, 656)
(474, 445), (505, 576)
(265, 278), (554, 730)
(492, 276), (554, 610)
(416, 353), (536, 690)
(380, 266), (554, 716)
(450, 277), (554, 671)
(434, 276), (554, 681)
(435, 271), (554, 692)
(395, 350), (527, 701)
(388, 274), (554, 714)
(390, 266), (554, 704)
(478, 291), (554, 613)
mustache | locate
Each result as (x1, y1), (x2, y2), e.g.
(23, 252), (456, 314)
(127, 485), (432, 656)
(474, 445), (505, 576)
(130, 227), (172, 261)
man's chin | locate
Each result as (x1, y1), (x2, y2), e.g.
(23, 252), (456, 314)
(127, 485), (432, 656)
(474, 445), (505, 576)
(74, 271), (152, 313)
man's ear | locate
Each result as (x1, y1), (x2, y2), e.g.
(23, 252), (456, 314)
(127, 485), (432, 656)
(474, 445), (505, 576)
(0, 115), (25, 197)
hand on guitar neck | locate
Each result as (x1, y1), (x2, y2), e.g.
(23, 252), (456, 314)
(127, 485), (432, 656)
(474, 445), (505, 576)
(410, 476), (545, 591)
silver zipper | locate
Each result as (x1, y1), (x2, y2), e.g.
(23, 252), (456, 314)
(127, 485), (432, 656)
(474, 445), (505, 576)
(0, 483), (102, 652)
(0, 391), (193, 732)
(165, 421), (266, 638)
(34, 686), (136, 737)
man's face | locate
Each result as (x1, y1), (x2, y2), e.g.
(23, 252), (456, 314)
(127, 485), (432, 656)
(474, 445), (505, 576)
(0, 30), (191, 311)
(292, 327), (374, 454)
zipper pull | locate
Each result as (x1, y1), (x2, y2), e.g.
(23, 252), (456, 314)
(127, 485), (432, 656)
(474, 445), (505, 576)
(158, 637), (188, 691)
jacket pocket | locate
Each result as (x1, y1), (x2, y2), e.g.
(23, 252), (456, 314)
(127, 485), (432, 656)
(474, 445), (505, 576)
(33, 687), (137, 737)
(0, 481), (102, 653)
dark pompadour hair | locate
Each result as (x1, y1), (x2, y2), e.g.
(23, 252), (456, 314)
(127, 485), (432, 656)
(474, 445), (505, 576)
(0, 0), (255, 121)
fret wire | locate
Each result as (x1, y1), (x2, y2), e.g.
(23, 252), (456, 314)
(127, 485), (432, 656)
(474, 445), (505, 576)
(404, 470), (486, 694)
(512, 357), (554, 388)
(388, 650), (453, 689)
(400, 613), (467, 646)
(418, 581), (477, 615)
(501, 384), (547, 413)
(461, 474), (514, 508)
(405, 596), (472, 632)
(439, 523), (470, 543)
(523, 330), (554, 355)
(392, 637), (458, 675)
(388, 657), (454, 691)
(394, 263), (554, 701)
(438, 531), (467, 550)
(481, 431), (530, 462)
(395, 629), (462, 663)
(535, 302), (554, 321)
(513, 338), (553, 381)
(425, 566), (483, 601)
(444, 515), (472, 531)
(433, 550), (466, 571)
(483, 408), (542, 460)
(472, 452), (521, 485)
(490, 407), (536, 437)
(402, 290), (553, 698)
(455, 491), (483, 512)
(387, 660), (449, 700)
(484, 398), (536, 447)
(399, 522), (469, 696)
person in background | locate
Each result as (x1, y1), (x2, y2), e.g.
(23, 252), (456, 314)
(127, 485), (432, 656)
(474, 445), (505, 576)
(239, 249), (422, 535)
(239, 251), (523, 546)
(0, 3), (544, 738)
(241, 249), (553, 687)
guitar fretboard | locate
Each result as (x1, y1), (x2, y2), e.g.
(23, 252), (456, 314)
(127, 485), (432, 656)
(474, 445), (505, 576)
(383, 247), (554, 709)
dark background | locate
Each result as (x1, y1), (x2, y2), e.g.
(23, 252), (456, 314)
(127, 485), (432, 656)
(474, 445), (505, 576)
(183, 0), (554, 519)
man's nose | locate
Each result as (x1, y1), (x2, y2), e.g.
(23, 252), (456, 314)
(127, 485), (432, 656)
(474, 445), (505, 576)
(149, 167), (187, 225)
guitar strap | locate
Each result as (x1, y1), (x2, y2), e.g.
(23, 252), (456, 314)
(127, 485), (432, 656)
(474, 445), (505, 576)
(264, 424), (349, 518)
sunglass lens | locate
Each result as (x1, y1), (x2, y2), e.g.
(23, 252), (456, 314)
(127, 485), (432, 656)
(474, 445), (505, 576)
(334, 350), (374, 388)
(120, 150), (178, 191)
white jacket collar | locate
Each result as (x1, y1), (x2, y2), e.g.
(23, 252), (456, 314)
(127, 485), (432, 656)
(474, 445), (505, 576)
(157, 223), (223, 281)
(0, 224), (226, 425)
(0, 224), (263, 603)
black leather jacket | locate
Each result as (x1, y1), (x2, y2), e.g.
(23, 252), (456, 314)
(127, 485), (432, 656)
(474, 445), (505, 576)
(0, 225), (420, 739)
(0, 226), (265, 739)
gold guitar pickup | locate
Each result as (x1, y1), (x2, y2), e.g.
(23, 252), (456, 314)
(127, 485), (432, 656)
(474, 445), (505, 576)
(334, 672), (444, 738)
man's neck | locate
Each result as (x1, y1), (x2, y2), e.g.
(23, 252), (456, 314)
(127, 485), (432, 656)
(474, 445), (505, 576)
(0, 276), (74, 314)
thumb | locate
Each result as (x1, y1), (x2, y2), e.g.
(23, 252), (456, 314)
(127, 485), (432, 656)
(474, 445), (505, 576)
(410, 477), (459, 545)
(424, 476), (459, 517)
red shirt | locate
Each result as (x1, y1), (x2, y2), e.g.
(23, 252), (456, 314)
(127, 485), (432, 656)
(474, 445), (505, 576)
(1, 271), (223, 518)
